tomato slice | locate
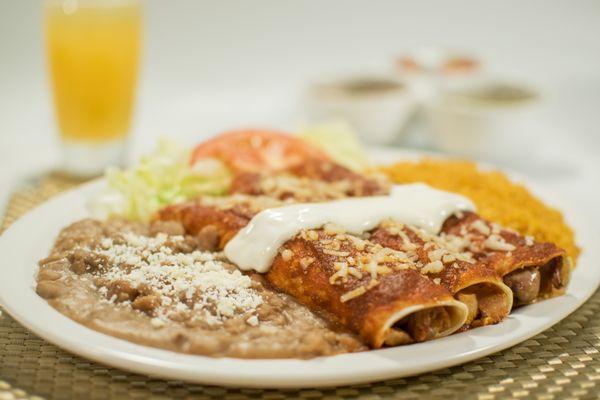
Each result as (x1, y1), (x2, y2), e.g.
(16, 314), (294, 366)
(190, 129), (330, 173)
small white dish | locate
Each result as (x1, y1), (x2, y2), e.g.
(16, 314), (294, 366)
(426, 80), (542, 163)
(0, 148), (596, 388)
(304, 76), (417, 145)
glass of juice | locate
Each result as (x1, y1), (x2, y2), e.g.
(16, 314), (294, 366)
(45, 0), (142, 177)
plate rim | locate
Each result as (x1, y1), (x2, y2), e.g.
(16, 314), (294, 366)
(0, 148), (597, 388)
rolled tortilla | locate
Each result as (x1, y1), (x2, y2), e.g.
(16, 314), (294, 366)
(158, 200), (468, 346)
(370, 220), (513, 328)
(440, 212), (571, 306)
(157, 194), (283, 250)
(267, 229), (467, 347)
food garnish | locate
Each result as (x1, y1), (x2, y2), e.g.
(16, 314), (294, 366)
(89, 139), (231, 221)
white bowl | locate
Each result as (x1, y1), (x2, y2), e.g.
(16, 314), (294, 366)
(304, 76), (417, 145)
(427, 80), (542, 163)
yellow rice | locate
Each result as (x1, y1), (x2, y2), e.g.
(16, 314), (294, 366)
(378, 159), (580, 263)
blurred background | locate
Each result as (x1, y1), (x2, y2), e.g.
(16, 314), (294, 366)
(0, 1), (599, 189)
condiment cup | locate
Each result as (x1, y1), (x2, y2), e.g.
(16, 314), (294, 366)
(426, 79), (542, 164)
(304, 76), (417, 145)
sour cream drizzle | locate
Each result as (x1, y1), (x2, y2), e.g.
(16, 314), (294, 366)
(224, 183), (475, 273)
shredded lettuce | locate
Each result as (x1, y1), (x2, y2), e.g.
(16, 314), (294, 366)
(88, 139), (231, 221)
(296, 121), (370, 171)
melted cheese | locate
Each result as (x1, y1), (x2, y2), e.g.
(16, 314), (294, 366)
(224, 183), (475, 273)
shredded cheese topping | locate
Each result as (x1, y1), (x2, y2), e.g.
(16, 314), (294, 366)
(258, 174), (358, 202)
(308, 213), (524, 303)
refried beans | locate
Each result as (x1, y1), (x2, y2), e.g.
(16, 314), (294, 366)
(36, 219), (366, 358)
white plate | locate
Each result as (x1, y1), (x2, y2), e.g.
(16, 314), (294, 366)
(0, 150), (597, 388)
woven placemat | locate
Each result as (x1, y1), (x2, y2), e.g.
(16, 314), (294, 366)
(1, 178), (600, 400)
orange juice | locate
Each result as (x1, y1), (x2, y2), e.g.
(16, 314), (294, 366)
(46, 0), (141, 143)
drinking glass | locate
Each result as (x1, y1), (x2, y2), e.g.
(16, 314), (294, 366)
(45, 0), (142, 176)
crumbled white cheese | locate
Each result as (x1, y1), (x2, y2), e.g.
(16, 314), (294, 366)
(150, 317), (166, 328)
(329, 262), (349, 284)
(300, 257), (314, 270)
(340, 286), (366, 303)
(322, 249), (350, 257)
(280, 249), (293, 261)
(421, 260), (444, 274)
(396, 229), (417, 251)
(491, 223), (502, 235)
(470, 219), (491, 236)
(484, 235), (516, 252)
(427, 248), (447, 263)
(93, 233), (263, 325)
(442, 254), (456, 263)
(246, 315), (259, 326)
